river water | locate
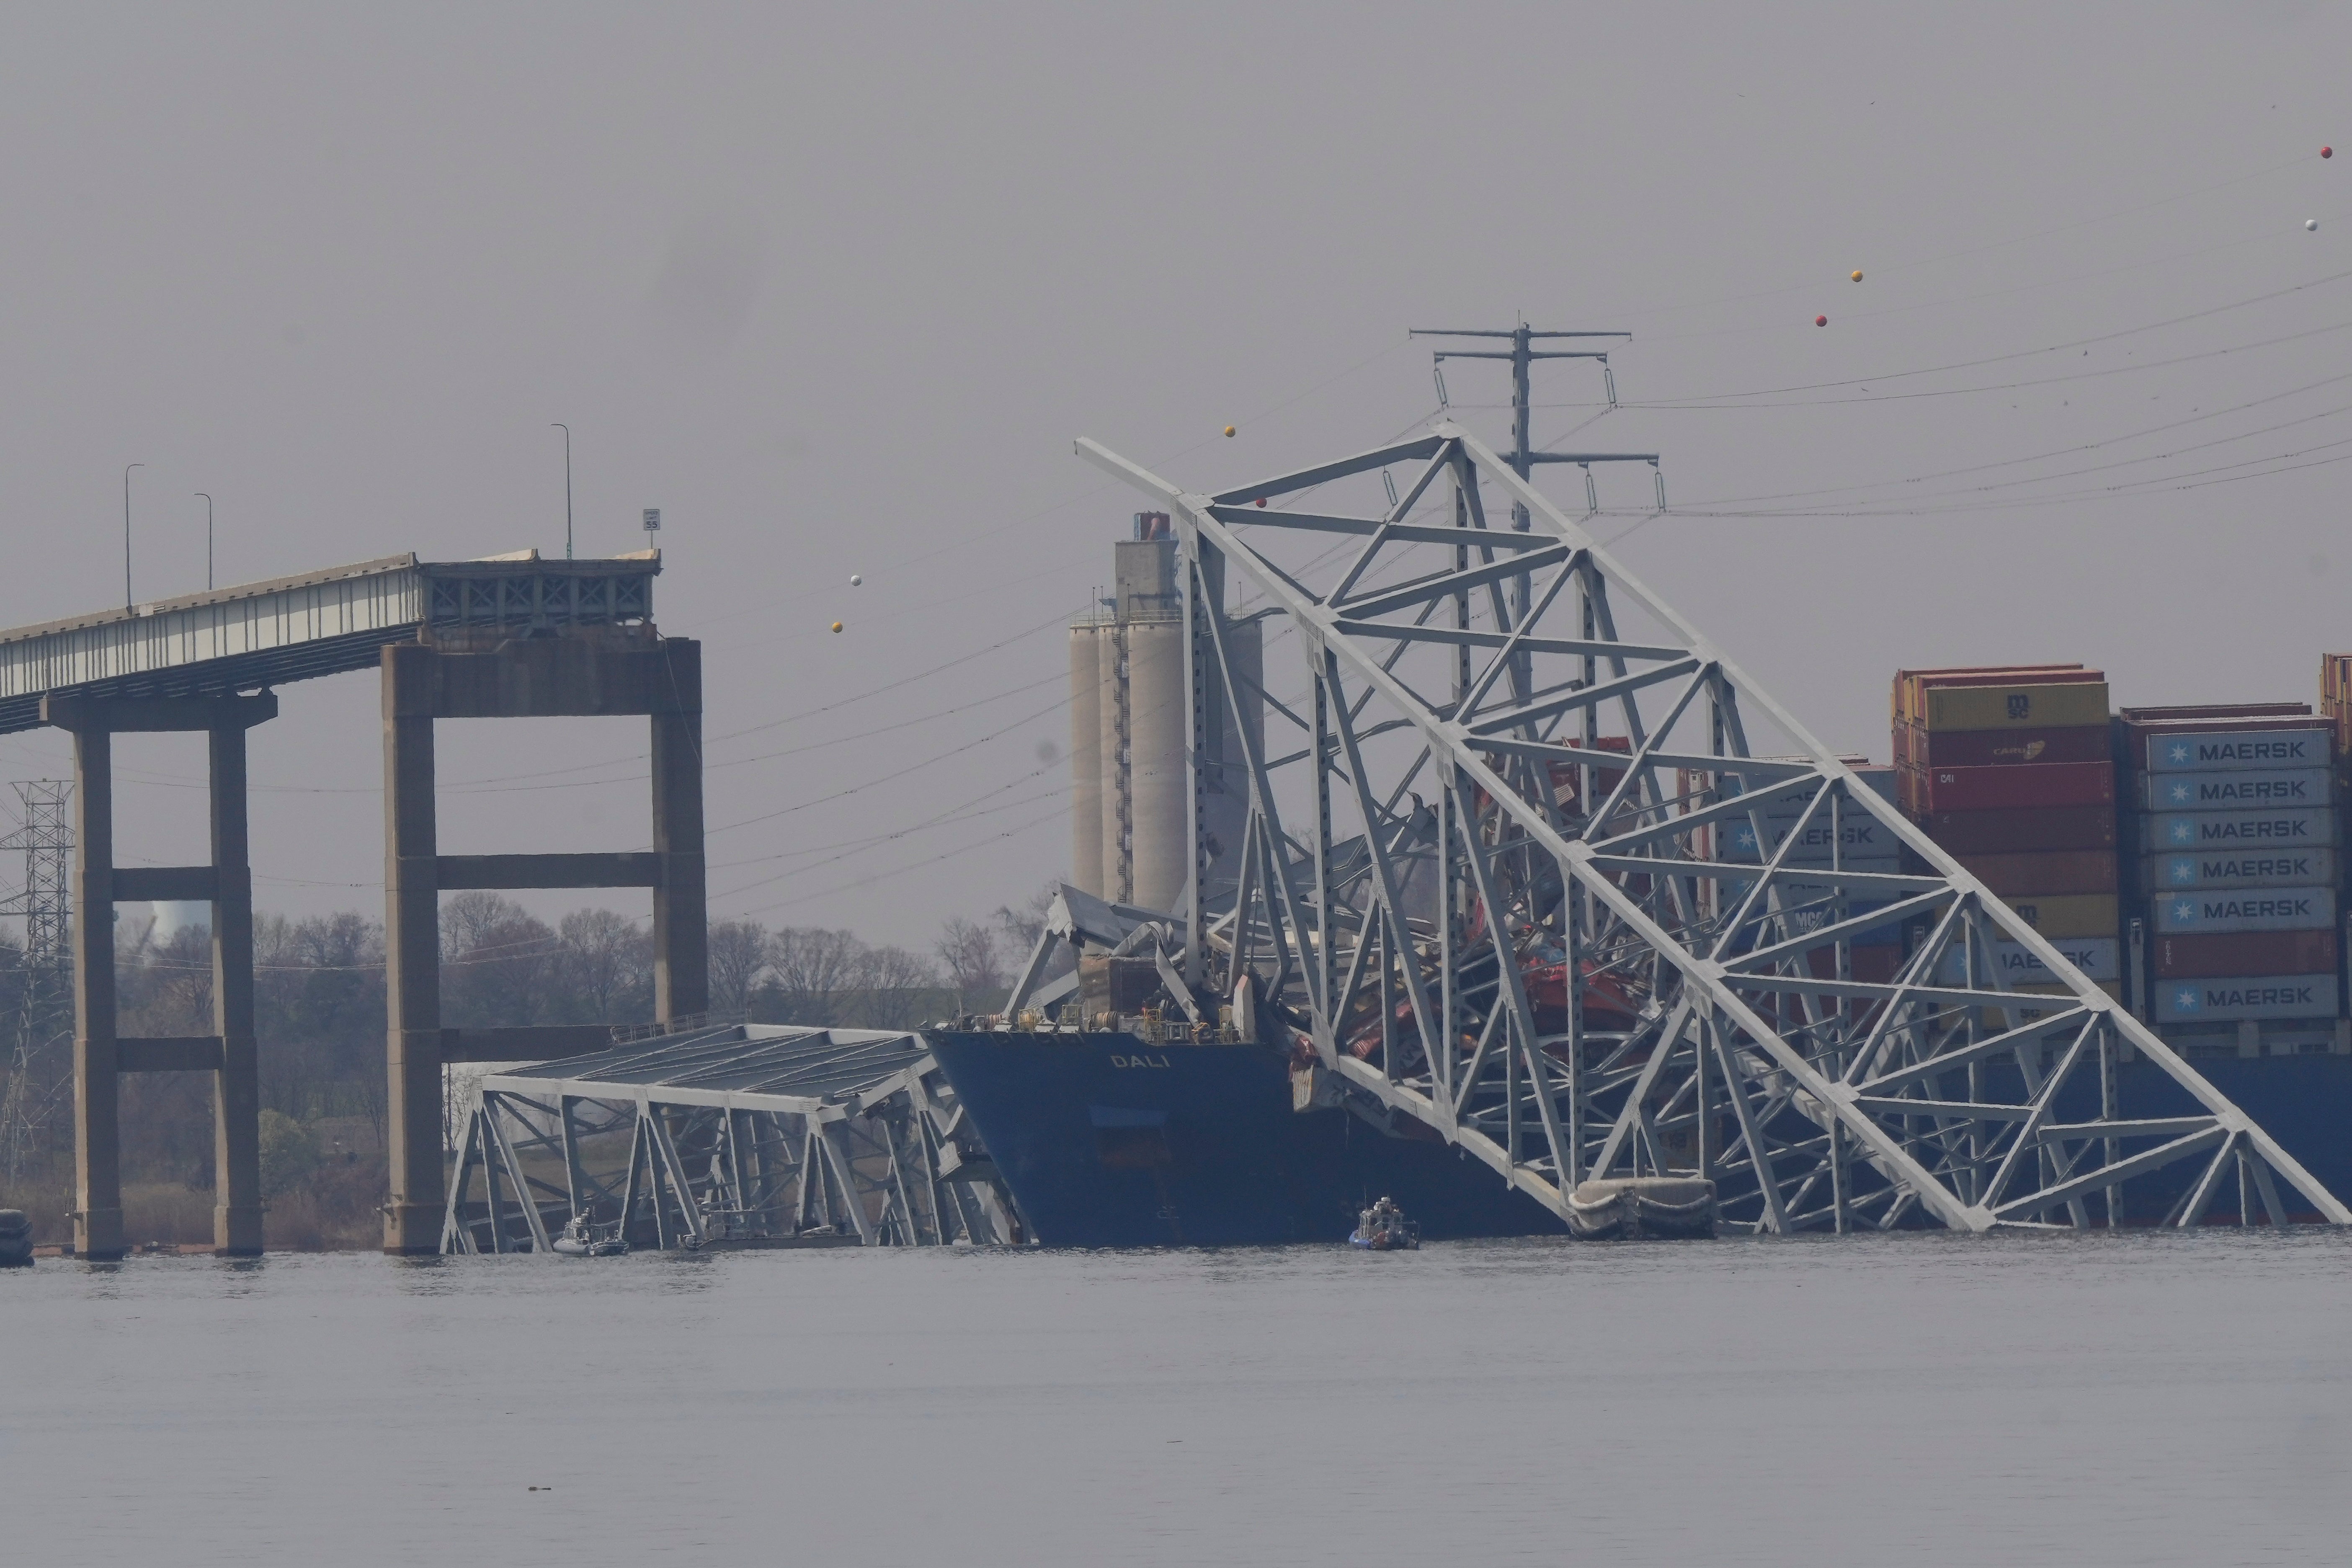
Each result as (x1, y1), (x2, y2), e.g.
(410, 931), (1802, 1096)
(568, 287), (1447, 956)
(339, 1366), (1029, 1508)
(5, 1231), (2348, 1566)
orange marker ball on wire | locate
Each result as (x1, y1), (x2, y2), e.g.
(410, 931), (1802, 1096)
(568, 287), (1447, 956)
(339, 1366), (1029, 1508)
(1851, 270), (1863, 282)
(1222, 425), (1236, 437)
(830, 621), (843, 634)
(1815, 315), (1828, 327)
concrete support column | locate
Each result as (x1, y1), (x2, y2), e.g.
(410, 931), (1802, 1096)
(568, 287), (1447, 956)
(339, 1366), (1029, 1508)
(209, 723), (263, 1255)
(382, 645), (444, 1254)
(70, 728), (122, 1261)
(651, 639), (707, 1024)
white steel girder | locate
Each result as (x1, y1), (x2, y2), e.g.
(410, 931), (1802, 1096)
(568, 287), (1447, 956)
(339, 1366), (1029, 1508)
(1077, 421), (2349, 1235)
(442, 1026), (1021, 1252)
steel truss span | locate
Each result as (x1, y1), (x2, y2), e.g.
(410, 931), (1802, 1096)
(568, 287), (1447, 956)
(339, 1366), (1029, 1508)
(443, 1024), (1023, 1253)
(1077, 422), (2349, 1234)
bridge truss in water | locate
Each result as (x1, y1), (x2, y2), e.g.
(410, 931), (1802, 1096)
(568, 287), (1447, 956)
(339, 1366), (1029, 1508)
(444, 1023), (1022, 1252)
(1076, 422), (2350, 1234)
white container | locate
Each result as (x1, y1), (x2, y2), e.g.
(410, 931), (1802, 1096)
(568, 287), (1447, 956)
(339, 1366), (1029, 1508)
(2143, 728), (2331, 773)
(2149, 885), (2336, 935)
(2153, 974), (2339, 1023)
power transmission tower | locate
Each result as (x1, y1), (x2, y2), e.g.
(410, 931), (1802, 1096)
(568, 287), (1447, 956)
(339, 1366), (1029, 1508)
(0, 781), (74, 1183)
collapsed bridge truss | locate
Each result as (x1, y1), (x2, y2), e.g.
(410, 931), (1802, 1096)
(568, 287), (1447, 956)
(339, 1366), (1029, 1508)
(1078, 423), (2350, 1234)
(444, 1023), (1021, 1252)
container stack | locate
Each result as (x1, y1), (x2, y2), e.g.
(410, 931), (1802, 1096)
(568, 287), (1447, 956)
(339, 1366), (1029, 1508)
(1890, 665), (2121, 1006)
(2119, 701), (2342, 1050)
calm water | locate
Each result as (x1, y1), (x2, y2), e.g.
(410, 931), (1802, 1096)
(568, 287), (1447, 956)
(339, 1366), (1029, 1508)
(5, 1232), (2350, 1566)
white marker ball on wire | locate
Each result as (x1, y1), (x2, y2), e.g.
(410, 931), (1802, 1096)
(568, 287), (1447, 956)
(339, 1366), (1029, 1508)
(850, 574), (863, 586)
(2309, 219), (2321, 232)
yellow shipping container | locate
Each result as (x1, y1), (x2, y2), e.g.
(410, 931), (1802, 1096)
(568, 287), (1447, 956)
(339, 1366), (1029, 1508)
(1920, 681), (2110, 732)
(1974, 979), (2123, 1030)
(1999, 893), (2121, 939)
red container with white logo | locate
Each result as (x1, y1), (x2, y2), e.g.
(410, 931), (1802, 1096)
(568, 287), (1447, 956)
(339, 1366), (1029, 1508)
(1911, 760), (2114, 812)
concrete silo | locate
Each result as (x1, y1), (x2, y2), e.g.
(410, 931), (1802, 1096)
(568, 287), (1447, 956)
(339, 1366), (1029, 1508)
(1068, 513), (1261, 914)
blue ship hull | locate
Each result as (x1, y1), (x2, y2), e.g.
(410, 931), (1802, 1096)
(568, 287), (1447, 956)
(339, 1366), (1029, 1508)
(2117, 1053), (2352, 1221)
(924, 1032), (1558, 1247)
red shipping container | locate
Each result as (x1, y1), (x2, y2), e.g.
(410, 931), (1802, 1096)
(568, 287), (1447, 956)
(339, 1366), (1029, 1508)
(2153, 928), (2339, 980)
(1913, 760), (2114, 812)
(1805, 944), (1903, 983)
(1906, 723), (2110, 770)
(1953, 850), (2119, 895)
(1913, 803), (2116, 854)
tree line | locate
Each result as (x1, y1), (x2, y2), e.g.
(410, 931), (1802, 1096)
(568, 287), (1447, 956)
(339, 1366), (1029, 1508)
(0, 887), (1055, 1217)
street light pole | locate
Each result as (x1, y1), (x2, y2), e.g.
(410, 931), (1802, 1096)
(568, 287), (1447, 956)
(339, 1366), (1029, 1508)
(194, 493), (214, 590)
(551, 423), (573, 560)
(124, 463), (144, 611)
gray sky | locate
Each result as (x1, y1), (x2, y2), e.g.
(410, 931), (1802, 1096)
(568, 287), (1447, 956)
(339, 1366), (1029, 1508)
(0, 3), (2346, 948)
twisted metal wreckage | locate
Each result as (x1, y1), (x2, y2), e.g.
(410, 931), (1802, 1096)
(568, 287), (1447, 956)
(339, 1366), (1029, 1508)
(443, 1024), (1021, 1253)
(1010, 420), (2352, 1234)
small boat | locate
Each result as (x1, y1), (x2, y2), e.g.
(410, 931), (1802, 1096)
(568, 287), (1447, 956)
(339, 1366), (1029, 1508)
(0, 1209), (31, 1268)
(1349, 1195), (1421, 1251)
(549, 1214), (628, 1257)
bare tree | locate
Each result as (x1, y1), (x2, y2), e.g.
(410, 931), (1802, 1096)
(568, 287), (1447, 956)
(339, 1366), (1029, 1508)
(707, 918), (770, 1019)
(768, 926), (867, 1026)
(851, 944), (942, 1029)
(935, 917), (1004, 1010)
(555, 908), (650, 1023)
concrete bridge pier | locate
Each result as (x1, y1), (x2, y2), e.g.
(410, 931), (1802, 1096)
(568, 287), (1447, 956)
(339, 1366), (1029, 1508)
(46, 691), (274, 1260)
(379, 630), (706, 1256)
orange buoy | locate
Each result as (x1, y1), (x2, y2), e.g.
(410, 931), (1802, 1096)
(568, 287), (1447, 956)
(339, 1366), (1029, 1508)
(1222, 425), (1236, 437)
(1850, 270), (1863, 282)
(830, 621), (843, 634)
(1815, 315), (1828, 327)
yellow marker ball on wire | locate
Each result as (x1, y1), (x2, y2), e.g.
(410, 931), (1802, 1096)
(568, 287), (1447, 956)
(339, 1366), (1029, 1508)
(1851, 270), (1864, 282)
(1222, 425), (1236, 438)
(830, 621), (843, 634)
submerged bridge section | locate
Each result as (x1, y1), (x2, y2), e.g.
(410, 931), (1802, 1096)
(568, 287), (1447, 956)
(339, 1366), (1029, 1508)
(446, 1022), (1021, 1252)
(0, 550), (703, 1259)
(1076, 423), (2352, 1235)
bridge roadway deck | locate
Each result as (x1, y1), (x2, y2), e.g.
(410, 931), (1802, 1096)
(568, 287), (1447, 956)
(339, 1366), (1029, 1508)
(0, 550), (660, 732)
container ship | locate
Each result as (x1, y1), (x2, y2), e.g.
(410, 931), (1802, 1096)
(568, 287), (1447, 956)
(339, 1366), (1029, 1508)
(1896, 665), (2352, 1217)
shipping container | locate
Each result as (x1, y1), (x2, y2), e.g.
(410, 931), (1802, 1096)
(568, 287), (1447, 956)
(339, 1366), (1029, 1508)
(1919, 682), (2110, 734)
(1895, 665), (2093, 723)
(2141, 847), (2337, 891)
(1715, 815), (1903, 868)
(2322, 652), (2352, 706)
(2117, 703), (2314, 723)
(2135, 727), (2332, 774)
(1900, 722), (2109, 771)
(2153, 928), (2339, 980)
(2139, 806), (2338, 853)
(1804, 943), (1903, 984)
(1914, 802), (2116, 853)
(2003, 892), (2121, 939)
(1935, 937), (2121, 986)
(2150, 885), (2336, 935)
(1911, 760), (2114, 812)
(2153, 973), (2340, 1023)
(1954, 849), (2119, 895)
(2137, 766), (2333, 810)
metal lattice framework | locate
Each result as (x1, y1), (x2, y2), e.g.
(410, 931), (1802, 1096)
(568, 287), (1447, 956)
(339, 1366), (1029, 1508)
(0, 780), (72, 1182)
(444, 1023), (1022, 1252)
(1078, 422), (2350, 1233)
